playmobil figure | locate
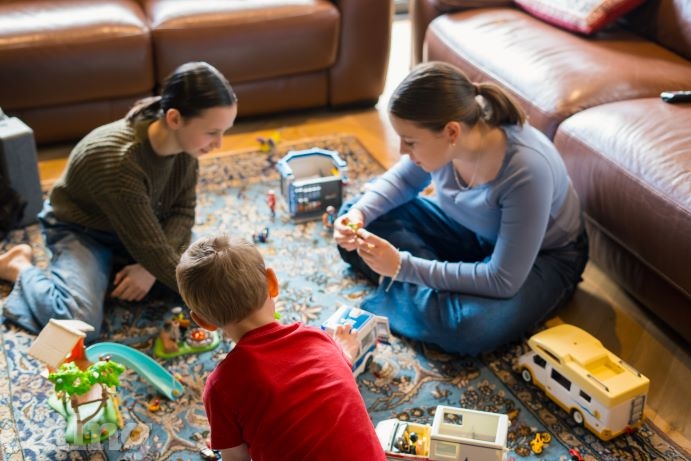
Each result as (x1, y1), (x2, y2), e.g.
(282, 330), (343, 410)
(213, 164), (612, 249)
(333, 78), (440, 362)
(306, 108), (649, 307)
(568, 448), (584, 461)
(171, 305), (191, 329)
(148, 397), (161, 412)
(376, 405), (509, 461)
(159, 319), (181, 353)
(529, 432), (551, 454)
(0, 62), (238, 342)
(517, 324), (649, 441)
(267, 190), (276, 217)
(322, 205), (337, 229)
(333, 61), (588, 356)
(252, 226), (270, 244)
(175, 235), (387, 460)
(257, 131), (281, 153)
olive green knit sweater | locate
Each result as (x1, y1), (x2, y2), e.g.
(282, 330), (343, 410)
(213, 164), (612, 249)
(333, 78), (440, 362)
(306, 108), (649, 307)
(49, 118), (197, 291)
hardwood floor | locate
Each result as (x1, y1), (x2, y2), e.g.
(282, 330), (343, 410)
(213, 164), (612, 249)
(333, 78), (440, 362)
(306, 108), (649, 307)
(35, 15), (690, 452)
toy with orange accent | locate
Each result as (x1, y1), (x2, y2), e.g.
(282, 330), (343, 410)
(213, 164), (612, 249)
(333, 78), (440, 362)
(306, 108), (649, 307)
(322, 205), (337, 229)
(376, 405), (510, 460)
(517, 324), (650, 441)
(267, 189), (277, 217)
(529, 431), (551, 454)
(154, 307), (221, 359)
(28, 319), (125, 444)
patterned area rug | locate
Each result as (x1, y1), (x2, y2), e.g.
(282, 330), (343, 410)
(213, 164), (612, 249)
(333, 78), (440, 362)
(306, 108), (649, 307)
(1, 134), (689, 461)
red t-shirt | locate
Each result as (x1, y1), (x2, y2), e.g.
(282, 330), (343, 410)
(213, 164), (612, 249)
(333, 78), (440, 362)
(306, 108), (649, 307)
(203, 322), (386, 461)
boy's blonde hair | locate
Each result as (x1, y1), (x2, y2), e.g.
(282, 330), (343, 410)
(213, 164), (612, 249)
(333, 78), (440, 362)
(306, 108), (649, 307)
(176, 235), (268, 326)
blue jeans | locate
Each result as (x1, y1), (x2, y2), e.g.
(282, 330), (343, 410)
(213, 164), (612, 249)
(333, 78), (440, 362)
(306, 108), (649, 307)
(338, 197), (589, 356)
(2, 202), (133, 342)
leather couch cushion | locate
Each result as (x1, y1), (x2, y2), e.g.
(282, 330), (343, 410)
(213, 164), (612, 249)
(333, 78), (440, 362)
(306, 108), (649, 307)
(0, 0), (153, 111)
(144, 0), (340, 85)
(555, 99), (691, 304)
(425, 8), (691, 138)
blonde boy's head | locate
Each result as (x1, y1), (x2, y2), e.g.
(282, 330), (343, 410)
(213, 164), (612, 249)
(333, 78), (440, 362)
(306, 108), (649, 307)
(176, 235), (268, 327)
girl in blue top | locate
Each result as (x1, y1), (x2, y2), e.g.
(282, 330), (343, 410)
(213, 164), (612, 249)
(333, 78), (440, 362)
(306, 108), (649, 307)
(334, 61), (588, 355)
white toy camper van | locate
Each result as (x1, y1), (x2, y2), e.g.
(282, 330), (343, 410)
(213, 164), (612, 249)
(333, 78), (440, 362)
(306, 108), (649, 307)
(517, 324), (649, 441)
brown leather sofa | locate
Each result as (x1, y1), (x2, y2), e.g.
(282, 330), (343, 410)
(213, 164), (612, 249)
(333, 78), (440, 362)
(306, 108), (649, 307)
(411, 0), (691, 344)
(0, 0), (393, 145)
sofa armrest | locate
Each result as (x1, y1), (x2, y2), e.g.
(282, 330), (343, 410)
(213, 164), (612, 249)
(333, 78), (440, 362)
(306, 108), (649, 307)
(410, 0), (513, 64)
(328, 0), (393, 106)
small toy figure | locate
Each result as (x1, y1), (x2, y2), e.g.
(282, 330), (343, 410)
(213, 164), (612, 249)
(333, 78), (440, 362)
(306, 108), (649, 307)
(159, 319), (181, 354)
(529, 431), (551, 454)
(171, 306), (191, 329)
(267, 190), (276, 217)
(252, 226), (270, 244)
(147, 398), (161, 412)
(200, 447), (221, 460)
(569, 448), (584, 461)
(257, 131), (281, 153)
(322, 205), (336, 229)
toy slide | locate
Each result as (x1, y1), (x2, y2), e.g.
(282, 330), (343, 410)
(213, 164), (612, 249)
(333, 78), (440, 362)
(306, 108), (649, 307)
(86, 342), (184, 400)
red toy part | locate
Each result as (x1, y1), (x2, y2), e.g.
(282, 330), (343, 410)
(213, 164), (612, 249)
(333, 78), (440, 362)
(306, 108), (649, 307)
(568, 448), (584, 461)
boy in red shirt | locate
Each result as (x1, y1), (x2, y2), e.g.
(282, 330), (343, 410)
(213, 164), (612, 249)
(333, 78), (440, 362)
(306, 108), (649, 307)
(176, 235), (386, 461)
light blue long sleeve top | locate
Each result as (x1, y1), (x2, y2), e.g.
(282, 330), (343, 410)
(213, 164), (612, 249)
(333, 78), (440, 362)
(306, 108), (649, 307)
(354, 123), (583, 298)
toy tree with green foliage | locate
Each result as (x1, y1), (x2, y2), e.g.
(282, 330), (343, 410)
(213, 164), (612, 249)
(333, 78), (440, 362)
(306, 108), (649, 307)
(48, 358), (126, 438)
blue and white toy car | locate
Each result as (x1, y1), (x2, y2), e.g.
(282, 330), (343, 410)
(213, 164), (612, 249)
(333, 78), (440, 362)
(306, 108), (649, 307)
(321, 305), (390, 376)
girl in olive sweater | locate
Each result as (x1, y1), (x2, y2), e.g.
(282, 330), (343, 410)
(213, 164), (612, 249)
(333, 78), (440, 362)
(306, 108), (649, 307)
(0, 62), (238, 340)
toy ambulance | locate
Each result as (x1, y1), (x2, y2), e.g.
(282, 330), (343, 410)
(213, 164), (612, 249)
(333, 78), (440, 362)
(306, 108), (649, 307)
(517, 324), (649, 441)
(376, 405), (510, 461)
(321, 305), (390, 376)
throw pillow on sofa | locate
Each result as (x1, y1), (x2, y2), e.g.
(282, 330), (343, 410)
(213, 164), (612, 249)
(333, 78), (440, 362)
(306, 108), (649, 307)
(514, 0), (645, 34)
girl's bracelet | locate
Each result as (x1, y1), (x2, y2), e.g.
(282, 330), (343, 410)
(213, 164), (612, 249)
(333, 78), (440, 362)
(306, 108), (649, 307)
(385, 251), (401, 292)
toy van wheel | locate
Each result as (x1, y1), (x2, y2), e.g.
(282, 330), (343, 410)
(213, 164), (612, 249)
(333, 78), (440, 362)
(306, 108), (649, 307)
(365, 354), (374, 372)
(571, 409), (585, 426)
(520, 368), (533, 384)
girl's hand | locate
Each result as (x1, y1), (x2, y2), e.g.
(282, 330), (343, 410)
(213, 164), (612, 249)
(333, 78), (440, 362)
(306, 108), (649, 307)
(355, 228), (400, 278)
(333, 208), (365, 251)
(111, 263), (156, 301)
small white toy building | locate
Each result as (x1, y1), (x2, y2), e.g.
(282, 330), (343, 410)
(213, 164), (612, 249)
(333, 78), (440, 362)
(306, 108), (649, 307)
(28, 318), (95, 370)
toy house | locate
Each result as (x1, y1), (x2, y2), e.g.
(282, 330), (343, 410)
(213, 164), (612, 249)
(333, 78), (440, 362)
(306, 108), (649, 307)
(28, 318), (95, 370)
(376, 405), (510, 461)
(277, 147), (349, 221)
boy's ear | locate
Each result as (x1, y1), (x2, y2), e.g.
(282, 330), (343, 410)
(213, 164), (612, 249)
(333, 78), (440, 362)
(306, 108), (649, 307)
(266, 267), (279, 298)
(190, 311), (218, 331)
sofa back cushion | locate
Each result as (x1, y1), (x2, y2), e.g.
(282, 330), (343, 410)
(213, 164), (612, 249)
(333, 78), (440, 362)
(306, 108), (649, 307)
(621, 0), (691, 61)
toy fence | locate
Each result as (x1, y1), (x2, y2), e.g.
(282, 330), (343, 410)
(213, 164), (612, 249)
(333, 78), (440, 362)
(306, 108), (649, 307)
(277, 147), (349, 222)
